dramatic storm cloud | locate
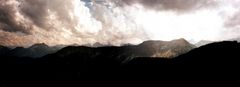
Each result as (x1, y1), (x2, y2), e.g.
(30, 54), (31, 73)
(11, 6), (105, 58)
(0, 0), (148, 47)
(120, 0), (217, 12)
(0, 0), (239, 47)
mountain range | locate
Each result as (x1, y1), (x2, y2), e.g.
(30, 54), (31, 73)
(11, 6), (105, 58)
(0, 43), (64, 58)
(0, 38), (195, 59)
(3, 37), (240, 59)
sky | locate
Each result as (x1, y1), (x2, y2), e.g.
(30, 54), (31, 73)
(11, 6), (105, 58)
(0, 0), (240, 47)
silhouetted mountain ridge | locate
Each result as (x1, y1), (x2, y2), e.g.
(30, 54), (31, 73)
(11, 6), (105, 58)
(0, 39), (194, 58)
(0, 45), (11, 56)
(40, 38), (195, 66)
(1, 41), (240, 87)
(229, 37), (240, 42)
(173, 41), (240, 64)
(124, 41), (240, 86)
(1, 43), (63, 58)
(195, 40), (215, 47)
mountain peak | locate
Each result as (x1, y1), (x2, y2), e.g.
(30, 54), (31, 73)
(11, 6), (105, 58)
(30, 43), (49, 49)
(139, 38), (192, 47)
(140, 40), (164, 46)
(93, 42), (104, 47)
(170, 38), (189, 44)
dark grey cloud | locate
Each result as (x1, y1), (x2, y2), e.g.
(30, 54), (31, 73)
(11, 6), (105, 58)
(0, 0), (32, 34)
(19, 0), (78, 30)
(19, 0), (49, 29)
(120, 0), (217, 12)
(224, 10), (240, 38)
(0, 0), (78, 34)
(225, 11), (240, 28)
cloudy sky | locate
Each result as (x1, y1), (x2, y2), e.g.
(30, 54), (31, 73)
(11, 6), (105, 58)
(0, 0), (240, 47)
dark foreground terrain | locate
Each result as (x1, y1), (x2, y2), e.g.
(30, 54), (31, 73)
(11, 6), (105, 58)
(1, 41), (240, 87)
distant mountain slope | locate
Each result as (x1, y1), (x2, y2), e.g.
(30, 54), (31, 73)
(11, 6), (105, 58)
(0, 39), (194, 59)
(5, 43), (63, 58)
(41, 38), (195, 65)
(137, 38), (195, 57)
(229, 37), (240, 42)
(195, 38), (240, 47)
(195, 40), (214, 47)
